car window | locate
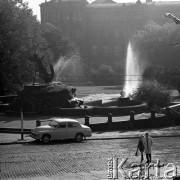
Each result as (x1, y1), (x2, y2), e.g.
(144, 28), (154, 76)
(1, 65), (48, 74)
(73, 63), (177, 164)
(58, 123), (66, 128)
(49, 120), (59, 128)
(68, 122), (77, 128)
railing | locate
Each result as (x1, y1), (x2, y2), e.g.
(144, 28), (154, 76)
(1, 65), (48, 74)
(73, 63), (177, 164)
(166, 106), (180, 125)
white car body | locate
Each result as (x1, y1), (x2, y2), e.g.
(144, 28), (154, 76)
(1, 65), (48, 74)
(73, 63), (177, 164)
(31, 118), (92, 143)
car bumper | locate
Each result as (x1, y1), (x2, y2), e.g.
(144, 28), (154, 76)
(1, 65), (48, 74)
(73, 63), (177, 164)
(30, 133), (41, 140)
(85, 132), (92, 137)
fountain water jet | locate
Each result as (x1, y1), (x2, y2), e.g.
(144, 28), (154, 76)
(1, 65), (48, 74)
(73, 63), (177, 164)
(53, 53), (85, 85)
(54, 55), (71, 81)
(124, 42), (142, 96)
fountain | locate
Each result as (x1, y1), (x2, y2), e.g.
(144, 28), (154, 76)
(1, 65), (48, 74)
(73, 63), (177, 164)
(86, 41), (147, 115)
(1, 44), (147, 116)
(124, 41), (142, 96)
(81, 41), (147, 116)
(54, 53), (85, 86)
(6, 54), (83, 113)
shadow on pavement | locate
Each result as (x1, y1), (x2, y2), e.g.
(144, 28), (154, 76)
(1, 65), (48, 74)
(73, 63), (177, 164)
(22, 139), (87, 146)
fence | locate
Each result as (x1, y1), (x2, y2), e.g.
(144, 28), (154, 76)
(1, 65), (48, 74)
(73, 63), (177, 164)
(36, 110), (173, 132)
(84, 110), (171, 131)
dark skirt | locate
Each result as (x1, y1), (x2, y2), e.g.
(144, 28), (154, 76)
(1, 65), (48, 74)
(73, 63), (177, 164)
(138, 139), (144, 152)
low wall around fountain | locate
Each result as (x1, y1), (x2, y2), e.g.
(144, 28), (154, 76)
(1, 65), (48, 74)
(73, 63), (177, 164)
(88, 115), (171, 131)
(44, 103), (147, 116)
(93, 103), (147, 116)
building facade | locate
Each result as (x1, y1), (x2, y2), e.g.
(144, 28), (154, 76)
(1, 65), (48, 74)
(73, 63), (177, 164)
(40, 0), (180, 70)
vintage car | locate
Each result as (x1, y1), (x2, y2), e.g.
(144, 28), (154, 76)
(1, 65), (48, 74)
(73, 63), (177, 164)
(31, 118), (92, 143)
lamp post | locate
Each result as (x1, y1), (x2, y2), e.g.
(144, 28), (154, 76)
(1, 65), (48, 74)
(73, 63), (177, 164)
(164, 13), (180, 24)
(165, 13), (180, 47)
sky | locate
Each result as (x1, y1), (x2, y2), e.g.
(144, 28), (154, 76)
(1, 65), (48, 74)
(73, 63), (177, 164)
(25, 0), (180, 20)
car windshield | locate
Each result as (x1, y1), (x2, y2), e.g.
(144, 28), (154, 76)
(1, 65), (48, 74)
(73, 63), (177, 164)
(49, 120), (59, 127)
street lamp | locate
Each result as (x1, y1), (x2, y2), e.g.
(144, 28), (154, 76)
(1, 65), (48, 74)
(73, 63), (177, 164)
(164, 13), (180, 25)
(165, 13), (180, 46)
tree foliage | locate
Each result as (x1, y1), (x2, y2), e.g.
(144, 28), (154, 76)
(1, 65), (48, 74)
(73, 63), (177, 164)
(132, 20), (180, 93)
(0, 0), (75, 95)
(41, 23), (76, 62)
(133, 20), (180, 68)
(0, 0), (46, 94)
(143, 66), (180, 92)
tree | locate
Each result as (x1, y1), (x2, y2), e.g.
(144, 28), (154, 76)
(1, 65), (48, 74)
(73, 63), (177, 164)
(0, 1), (84, 95)
(143, 66), (180, 93)
(41, 23), (76, 62)
(0, 0), (52, 94)
(132, 21), (180, 93)
(133, 21), (180, 68)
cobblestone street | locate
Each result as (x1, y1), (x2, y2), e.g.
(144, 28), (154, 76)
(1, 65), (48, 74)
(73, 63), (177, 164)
(0, 137), (180, 180)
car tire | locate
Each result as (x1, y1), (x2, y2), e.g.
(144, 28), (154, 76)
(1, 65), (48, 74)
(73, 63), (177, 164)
(75, 133), (84, 143)
(42, 134), (50, 143)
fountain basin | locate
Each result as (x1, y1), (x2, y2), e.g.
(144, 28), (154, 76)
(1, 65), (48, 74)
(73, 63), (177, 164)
(88, 97), (147, 116)
(101, 97), (142, 107)
(43, 97), (147, 116)
(42, 103), (147, 116)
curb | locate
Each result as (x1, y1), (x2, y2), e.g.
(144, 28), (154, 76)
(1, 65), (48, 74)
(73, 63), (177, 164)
(0, 140), (34, 145)
(88, 134), (180, 140)
(0, 134), (180, 145)
(0, 128), (31, 134)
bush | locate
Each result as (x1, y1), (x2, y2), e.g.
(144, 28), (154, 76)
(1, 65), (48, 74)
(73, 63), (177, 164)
(132, 80), (171, 111)
(143, 66), (180, 93)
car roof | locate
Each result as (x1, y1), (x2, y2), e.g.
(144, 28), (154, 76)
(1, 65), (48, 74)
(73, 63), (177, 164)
(49, 118), (78, 123)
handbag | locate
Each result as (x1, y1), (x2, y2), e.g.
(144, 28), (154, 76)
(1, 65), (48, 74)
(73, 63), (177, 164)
(135, 150), (139, 157)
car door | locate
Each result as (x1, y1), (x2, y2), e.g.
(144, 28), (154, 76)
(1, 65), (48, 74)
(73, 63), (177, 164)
(54, 122), (68, 140)
(67, 122), (79, 139)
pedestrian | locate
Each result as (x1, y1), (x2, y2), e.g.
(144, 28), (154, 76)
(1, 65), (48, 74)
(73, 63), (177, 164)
(135, 135), (144, 163)
(143, 132), (153, 163)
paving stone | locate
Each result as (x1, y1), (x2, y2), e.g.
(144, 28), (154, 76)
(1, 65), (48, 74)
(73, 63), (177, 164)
(0, 138), (180, 180)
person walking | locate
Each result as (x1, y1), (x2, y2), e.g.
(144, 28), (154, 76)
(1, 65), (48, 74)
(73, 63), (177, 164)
(135, 135), (144, 163)
(143, 132), (153, 163)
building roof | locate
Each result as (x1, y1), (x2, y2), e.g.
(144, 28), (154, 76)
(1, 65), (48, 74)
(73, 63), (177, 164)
(61, 0), (87, 2)
(87, 2), (133, 8)
(155, 1), (180, 6)
(91, 0), (116, 4)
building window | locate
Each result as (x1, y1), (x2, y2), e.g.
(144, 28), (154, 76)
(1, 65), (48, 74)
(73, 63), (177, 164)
(91, 14), (96, 21)
(102, 46), (108, 56)
(114, 45), (120, 56)
(62, 15), (70, 23)
(102, 31), (108, 39)
(115, 29), (120, 38)
(75, 30), (81, 39)
(72, 13), (77, 21)
(92, 45), (98, 56)
(77, 12), (82, 21)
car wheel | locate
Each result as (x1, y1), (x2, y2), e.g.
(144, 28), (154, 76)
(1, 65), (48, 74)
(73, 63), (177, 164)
(75, 133), (83, 143)
(42, 135), (50, 143)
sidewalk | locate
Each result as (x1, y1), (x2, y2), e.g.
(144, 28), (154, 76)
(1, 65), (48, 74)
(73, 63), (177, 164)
(0, 126), (180, 145)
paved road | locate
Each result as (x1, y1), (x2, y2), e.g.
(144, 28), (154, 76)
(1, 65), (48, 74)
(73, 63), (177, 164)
(0, 137), (180, 180)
